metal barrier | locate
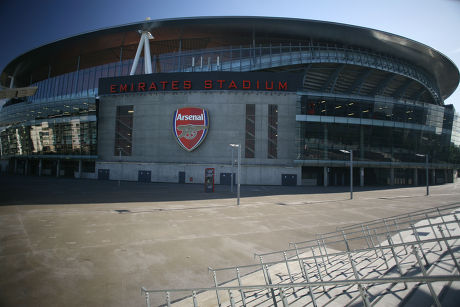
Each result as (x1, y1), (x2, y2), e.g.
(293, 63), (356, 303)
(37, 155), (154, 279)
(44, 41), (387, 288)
(142, 203), (460, 306)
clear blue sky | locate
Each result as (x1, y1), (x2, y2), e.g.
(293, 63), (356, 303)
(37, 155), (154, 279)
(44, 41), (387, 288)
(1, 0), (459, 109)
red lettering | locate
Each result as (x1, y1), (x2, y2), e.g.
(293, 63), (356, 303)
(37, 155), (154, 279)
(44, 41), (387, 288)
(130, 83), (134, 91)
(256, 80), (259, 89)
(160, 81), (168, 90)
(184, 80), (192, 90)
(278, 81), (287, 91)
(228, 80), (237, 89)
(204, 80), (212, 89)
(243, 80), (251, 89)
(138, 82), (146, 91)
(172, 81), (179, 90)
(120, 84), (127, 92)
(217, 80), (225, 89)
(110, 84), (117, 93)
(149, 82), (157, 91)
(265, 81), (274, 90)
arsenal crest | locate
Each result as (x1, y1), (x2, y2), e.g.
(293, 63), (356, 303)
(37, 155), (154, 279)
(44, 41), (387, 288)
(173, 107), (209, 151)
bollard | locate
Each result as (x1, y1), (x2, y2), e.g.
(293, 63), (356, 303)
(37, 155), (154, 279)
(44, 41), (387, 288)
(342, 232), (371, 307)
(373, 229), (389, 269)
(228, 290), (235, 307)
(192, 291), (198, 307)
(264, 264), (279, 307)
(437, 208), (452, 237)
(236, 268), (247, 307)
(283, 252), (294, 283)
(293, 243), (307, 279)
(209, 268), (221, 307)
(166, 291), (171, 307)
(366, 226), (379, 259)
(316, 241), (329, 275)
(411, 224), (429, 266)
(311, 247), (326, 292)
(145, 291), (151, 307)
(362, 225), (372, 249)
(321, 236), (331, 264)
(386, 235), (405, 276)
(303, 262), (318, 307)
(393, 218), (408, 255)
(279, 287), (290, 307)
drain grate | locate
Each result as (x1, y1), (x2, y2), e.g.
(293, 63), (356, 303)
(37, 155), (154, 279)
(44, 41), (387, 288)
(115, 209), (130, 214)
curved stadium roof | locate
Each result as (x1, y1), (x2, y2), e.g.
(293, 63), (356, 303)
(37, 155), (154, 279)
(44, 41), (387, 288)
(2, 16), (459, 101)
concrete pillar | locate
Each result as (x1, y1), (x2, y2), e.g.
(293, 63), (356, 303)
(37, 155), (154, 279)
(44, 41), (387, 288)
(360, 126), (364, 160)
(414, 168), (418, 186)
(14, 159), (18, 174)
(390, 168), (395, 185)
(432, 169), (436, 186)
(360, 167), (364, 187)
(78, 160), (82, 179)
(24, 159), (29, 176)
(38, 159), (42, 176)
(444, 169), (447, 184)
(323, 166), (328, 187)
(56, 160), (60, 177)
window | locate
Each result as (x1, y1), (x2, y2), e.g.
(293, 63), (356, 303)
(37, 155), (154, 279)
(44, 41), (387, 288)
(114, 105), (134, 156)
(245, 104), (255, 158)
(268, 104), (278, 159)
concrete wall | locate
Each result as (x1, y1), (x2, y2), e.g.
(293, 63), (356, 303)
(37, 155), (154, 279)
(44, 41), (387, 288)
(96, 161), (301, 185)
(98, 91), (300, 185)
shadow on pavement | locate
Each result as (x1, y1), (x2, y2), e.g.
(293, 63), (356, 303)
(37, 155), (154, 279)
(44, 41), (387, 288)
(0, 174), (423, 206)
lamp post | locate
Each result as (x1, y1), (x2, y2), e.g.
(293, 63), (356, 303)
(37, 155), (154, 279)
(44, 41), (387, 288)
(230, 146), (234, 193)
(118, 148), (122, 187)
(340, 149), (353, 200)
(230, 144), (241, 206)
(416, 153), (429, 196)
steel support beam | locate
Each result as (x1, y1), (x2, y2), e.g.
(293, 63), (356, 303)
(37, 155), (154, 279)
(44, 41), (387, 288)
(347, 69), (372, 94)
(321, 64), (345, 92)
(371, 74), (395, 96)
(393, 79), (413, 100)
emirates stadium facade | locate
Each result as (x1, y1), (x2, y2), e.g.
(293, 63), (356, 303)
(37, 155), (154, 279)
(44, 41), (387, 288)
(1, 16), (459, 186)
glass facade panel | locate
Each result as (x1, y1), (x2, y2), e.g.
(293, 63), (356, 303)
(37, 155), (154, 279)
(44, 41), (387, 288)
(298, 121), (452, 164)
(245, 104), (255, 158)
(114, 105), (134, 156)
(268, 104), (278, 159)
(0, 119), (97, 156)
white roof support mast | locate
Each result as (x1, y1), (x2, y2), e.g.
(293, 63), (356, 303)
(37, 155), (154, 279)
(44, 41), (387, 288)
(130, 19), (154, 75)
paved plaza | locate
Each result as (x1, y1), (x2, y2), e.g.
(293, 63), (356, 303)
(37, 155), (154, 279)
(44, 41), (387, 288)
(0, 175), (459, 306)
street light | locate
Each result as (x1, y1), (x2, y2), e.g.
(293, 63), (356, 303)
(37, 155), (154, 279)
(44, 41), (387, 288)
(340, 149), (353, 200)
(416, 153), (429, 196)
(229, 144), (241, 206)
(229, 145), (235, 193)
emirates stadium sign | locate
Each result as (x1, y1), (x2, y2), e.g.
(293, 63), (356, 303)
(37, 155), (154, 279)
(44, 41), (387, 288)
(99, 72), (302, 94)
(173, 107), (209, 151)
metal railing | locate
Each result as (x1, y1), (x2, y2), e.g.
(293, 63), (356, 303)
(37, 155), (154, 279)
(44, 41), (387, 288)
(142, 203), (460, 306)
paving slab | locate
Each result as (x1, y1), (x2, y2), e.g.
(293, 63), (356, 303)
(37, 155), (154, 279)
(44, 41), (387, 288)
(0, 175), (460, 306)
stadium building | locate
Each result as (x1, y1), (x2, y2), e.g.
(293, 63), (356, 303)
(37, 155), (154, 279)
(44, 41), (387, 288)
(1, 16), (459, 186)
